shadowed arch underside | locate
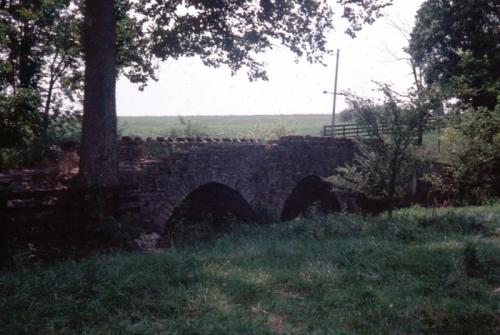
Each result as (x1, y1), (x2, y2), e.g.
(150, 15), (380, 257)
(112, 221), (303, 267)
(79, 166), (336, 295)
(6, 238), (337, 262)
(163, 182), (257, 244)
(281, 175), (341, 221)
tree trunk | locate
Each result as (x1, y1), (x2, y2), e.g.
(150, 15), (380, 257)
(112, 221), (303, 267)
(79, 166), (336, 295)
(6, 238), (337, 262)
(42, 73), (55, 147)
(416, 123), (424, 146)
(79, 0), (118, 187)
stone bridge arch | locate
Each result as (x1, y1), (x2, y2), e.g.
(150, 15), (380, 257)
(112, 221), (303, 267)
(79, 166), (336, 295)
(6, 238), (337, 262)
(149, 171), (258, 231)
(279, 175), (342, 221)
(119, 136), (359, 231)
(163, 182), (257, 234)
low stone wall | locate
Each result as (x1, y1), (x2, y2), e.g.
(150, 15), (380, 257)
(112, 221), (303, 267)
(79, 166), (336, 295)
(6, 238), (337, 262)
(118, 135), (356, 161)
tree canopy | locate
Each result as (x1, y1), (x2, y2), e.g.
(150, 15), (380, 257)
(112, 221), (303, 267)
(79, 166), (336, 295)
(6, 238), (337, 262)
(79, 0), (394, 186)
(1, 0), (394, 183)
(0, 0), (154, 165)
(135, 0), (393, 80)
(408, 0), (499, 109)
(330, 86), (422, 216)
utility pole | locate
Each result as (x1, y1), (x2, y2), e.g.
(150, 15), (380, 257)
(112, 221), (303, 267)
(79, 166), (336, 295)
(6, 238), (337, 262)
(331, 49), (340, 137)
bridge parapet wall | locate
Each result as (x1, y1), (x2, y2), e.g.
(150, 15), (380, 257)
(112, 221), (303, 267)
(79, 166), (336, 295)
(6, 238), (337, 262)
(119, 136), (267, 162)
(119, 135), (357, 162)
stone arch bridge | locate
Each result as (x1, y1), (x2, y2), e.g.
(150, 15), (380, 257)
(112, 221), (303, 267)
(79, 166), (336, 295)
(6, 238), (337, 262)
(119, 136), (360, 233)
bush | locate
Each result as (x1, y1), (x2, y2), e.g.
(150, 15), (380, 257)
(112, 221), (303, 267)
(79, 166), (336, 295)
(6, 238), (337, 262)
(442, 105), (500, 203)
(247, 120), (296, 140)
(0, 103), (81, 169)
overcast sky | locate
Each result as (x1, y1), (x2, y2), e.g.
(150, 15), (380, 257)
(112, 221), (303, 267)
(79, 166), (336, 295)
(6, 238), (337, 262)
(116, 0), (425, 116)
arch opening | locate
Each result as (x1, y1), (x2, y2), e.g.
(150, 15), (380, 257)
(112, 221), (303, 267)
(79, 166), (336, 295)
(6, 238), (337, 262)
(164, 182), (256, 245)
(281, 175), (341, 221)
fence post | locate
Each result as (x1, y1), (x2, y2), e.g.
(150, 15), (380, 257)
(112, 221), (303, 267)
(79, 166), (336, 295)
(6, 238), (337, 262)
(437, 117), (441, 153)
(0, 195), (9, 267)
(77, 188), (87, 245)
(343, 125), (346, 137)
(113, 187), (120, 218)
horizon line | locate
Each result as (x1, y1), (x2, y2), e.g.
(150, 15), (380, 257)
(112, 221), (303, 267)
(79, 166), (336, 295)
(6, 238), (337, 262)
(117, 113), (333, 117)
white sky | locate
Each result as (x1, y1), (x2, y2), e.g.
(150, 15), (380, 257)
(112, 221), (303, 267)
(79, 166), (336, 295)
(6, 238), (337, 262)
(116, 0), (424, 116)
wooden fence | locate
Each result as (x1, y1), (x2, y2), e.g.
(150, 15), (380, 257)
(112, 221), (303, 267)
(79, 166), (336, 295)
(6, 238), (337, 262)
(322, 123), (392, 137)
(322, 117), (444, 138)
(0, 185), (139, 264)
(0, 185), (138, 226)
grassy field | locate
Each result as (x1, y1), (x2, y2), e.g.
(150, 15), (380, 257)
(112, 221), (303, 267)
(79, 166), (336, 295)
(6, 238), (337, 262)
(1, 205), (499, 334)
(420, 130), (453, 163)
(118, 114), (332, 138)
(118, 114), (445, 159)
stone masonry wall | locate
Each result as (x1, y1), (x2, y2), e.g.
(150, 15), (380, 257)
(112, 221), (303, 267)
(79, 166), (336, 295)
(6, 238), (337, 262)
(118, 135), (357, 232)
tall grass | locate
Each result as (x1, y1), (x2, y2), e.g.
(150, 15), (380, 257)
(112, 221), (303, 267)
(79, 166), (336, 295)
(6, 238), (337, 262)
(1, 205), (499, 334)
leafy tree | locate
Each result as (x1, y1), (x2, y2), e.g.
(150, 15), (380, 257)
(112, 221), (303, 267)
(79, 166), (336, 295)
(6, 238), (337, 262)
(384, 18), (444, 145)
(330, 85), (422, 217)
(422, 103), (500, 204)
(1, 0), (395, 180)
(78, 0), (394, 186)
(408, 0), (499, 109)
(409, 0), (500, 204)
(0, 0), (81, 162)
(337, 108), (356, 123)
(0, 1), (76, 92)
(0, 89), (41, 148)
(439, 104), (500, 202)
(0, 0), (156, 168)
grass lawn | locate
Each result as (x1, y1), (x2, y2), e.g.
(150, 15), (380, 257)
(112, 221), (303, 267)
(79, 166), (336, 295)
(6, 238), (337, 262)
(420, 130), (452, 164)
(1, 205), (499, 334)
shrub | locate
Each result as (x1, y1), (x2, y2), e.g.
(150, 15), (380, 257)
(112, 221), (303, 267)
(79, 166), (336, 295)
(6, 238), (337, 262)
(443, 105), (500, 203)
